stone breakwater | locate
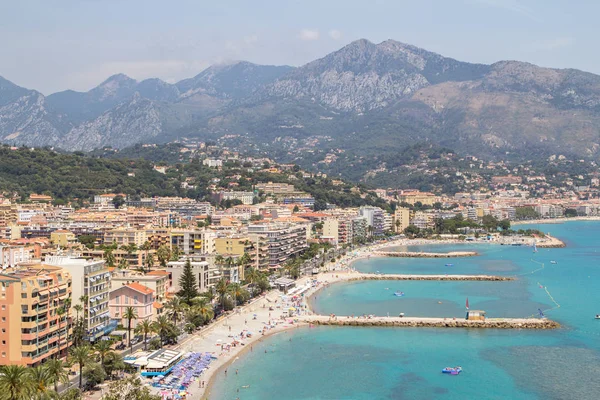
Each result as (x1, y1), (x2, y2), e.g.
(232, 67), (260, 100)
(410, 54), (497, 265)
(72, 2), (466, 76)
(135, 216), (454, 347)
(536, 236), (566, 248)
(374, 251), (478, 258)
(349, 273), (514, 281)
(299, 315), (560, 330)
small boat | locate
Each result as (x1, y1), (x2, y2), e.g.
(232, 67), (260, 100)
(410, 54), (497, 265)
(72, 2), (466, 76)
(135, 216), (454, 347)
(550, 260), (557, 264)
(595, 315), (600, 320)
(442, 366), (462, 375)
(394, 291), (405, 297)
(445, 263), (454, 267)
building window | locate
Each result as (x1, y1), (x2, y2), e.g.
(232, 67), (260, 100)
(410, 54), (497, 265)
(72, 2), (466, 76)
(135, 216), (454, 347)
(134, 296), (138, 304)
(1, 341), (4, 345)
(1, 317), (4, 322)
(115, 296), (119, 304)
(1, 352), (5, 357)
(1, 305), (4, 310)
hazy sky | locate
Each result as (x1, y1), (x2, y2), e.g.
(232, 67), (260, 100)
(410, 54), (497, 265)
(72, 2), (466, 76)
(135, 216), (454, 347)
(1, 0), (598, 94)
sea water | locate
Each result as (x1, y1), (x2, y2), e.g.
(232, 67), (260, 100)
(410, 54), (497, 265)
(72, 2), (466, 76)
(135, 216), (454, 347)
(210, 222), (600, 399)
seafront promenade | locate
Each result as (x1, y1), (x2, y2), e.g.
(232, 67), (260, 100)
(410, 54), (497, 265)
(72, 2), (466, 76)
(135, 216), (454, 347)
(298, 315), (560, 329)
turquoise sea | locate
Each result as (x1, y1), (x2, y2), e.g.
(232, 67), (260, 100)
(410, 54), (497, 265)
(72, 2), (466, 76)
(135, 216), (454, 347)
(210, 222), (600, 399)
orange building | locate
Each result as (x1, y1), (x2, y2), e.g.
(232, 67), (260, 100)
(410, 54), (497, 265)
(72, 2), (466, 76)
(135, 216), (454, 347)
(0, 265), (72, 366)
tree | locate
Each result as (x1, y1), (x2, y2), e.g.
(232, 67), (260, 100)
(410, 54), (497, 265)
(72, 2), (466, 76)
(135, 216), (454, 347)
(118, 257), (129, 270)
(403, 225), (420, 237)
(142, 252), (154, 272)
(215, 278), (230, 312)
(177, 259), (199, 304)
(94, 340), (113, 370)
(135, 319), (155, 351)
(156, 245), (171, 268)
(0, 365), (35, 400)
(112, 195), (125, 209)
(56, 306), (66, 357)
(165, 297), (188, 327)
(482, 215), (500, 231)
(44, 358), (69, 393)
(151, 315), (177, 347)
(27, 365), (52, 398)
(293, 205), (299, 213)
(103, 352), (126, 379)
(499, 219), (511, 231)
(68, 345), (92, 389)
(123, 307), (138, 350)
(78, 235), (96, 249)
(103, 249), (116, 268)
(102, 376), (161, 400)
(565, 208), (578, 217)
(82, 363), (106, 390)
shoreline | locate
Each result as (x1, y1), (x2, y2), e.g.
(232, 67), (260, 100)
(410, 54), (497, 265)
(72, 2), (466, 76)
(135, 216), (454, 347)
(181, 232), (572, 399)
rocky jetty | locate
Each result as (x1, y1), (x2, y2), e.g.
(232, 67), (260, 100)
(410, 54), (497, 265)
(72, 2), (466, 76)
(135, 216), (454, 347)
(374, 251), (478, 258)
(349, 273), (514, 282)
(300, 315), (560, 330)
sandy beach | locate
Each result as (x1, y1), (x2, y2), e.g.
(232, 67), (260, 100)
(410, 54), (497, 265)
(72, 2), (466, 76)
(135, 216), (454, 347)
(512, 216), (600, 226)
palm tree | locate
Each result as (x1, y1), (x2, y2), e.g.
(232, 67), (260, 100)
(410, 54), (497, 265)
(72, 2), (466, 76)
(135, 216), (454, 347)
(134, 319), (154, 351)
(27, 365), (52, 397)
(152, 315), (176, 347)
(68, 345), (92, 389)
(145, 253), (155, 273)
(118, 257), (128, 270)
(103, 249), (115, 267)
(140, 241), (151, 271)
(94, 340), (113, 369)
(44, 359), (68, 393)
(73, 304), (83, 321)
(214, 254), (224, 267)
(215, 278), (230, 312)
(123, 306), (138, 350)
(0, 365), (35, 400)
(245, 267), (261, 285)
(164, 297), (188, 327)
(191, 297), (214, 324)
(56, 307), (66, 358)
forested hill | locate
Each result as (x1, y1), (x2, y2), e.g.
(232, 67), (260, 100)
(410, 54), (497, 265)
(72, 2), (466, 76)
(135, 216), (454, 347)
(0, 146), (181, 202)
(0, 146), (389, 210)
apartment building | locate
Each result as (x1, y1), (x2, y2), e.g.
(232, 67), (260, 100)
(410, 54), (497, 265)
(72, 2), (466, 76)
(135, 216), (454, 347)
(0, 265), (72, 366)
(359, 207), (385, 236)
(398, 191), (437, 206)
(167, 257), (219, 293)
(247, 223), (308, 268)
(44, 256), (114, 342)
(104, 228), (148, 247)
(170, 229), (216, 255)
(50, 230), (77, 247)
(394, 207), (410, 233)
(0, 245), (33, 267)
(322, 218), (353, 245)
(214, 191), (254, 205)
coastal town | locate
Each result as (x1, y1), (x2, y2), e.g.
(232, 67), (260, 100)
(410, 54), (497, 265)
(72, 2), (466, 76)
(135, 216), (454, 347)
(0, 143), (586, 399)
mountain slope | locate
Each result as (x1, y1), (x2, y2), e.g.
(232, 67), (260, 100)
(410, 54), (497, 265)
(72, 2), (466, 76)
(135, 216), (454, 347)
(263, 39), (489, 112)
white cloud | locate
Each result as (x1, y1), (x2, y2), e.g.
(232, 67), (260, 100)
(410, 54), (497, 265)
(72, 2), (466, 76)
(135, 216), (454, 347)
(329, 29), (342, 40)
(298, 29), (320, 41)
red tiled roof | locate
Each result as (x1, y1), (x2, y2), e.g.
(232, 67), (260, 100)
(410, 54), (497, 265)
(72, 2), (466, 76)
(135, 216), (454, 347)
(124, 282), (154, 294)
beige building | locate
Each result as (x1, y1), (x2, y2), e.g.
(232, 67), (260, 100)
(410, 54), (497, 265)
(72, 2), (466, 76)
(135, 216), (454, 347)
(0, 265), (72, 366)
(50, 230), (77, 247)
(104, 228), (148, 247)
(394, 208), (411, 233)
(398, 191), (437, 206)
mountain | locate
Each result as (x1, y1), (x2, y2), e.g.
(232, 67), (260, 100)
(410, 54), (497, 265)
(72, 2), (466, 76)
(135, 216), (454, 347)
(2, 39), (600, 168)
(264, 39), (489, 112)
(177, 61), (293, 102)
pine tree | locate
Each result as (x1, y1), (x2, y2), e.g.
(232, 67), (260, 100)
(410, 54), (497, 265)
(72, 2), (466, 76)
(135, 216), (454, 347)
(178, 259), (199, 304)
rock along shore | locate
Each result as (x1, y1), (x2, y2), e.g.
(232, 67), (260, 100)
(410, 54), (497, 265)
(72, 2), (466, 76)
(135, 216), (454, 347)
(348, 273), (514, 281)
(299, 315), (560, 330)
(373, 251), (478, 258)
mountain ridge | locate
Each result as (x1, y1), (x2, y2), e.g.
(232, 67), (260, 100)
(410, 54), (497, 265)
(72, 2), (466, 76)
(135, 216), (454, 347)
(1, 38), (600, 167)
